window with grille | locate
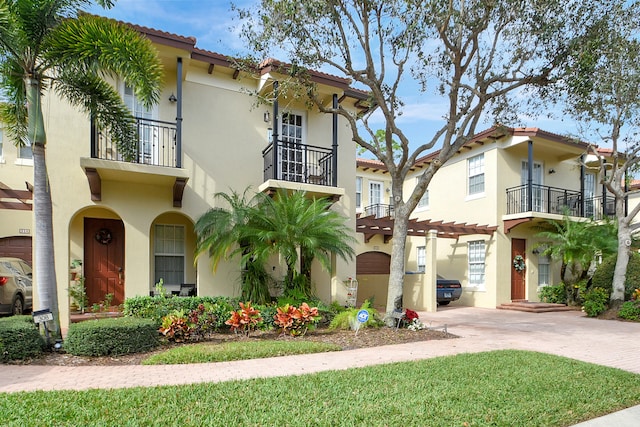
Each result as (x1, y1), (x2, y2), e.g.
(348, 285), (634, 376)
(468, 154), (485, 195)
(417, 246), (426, 272)
(416, 177), (429, 209)
(154, 224), (185, 287)
(468, 240), (486, 287)
(356, 177), (362, 209)
(538, 255), (550, 287)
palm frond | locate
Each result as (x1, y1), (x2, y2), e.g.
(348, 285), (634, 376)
(45, 14), (163, 107)
(0, 57), (27, 143)
(53, 71), (137, 160)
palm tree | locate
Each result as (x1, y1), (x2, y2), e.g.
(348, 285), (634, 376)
(535, 214), (617, 304)
(194, 188), (272, 304)
(0, 0), (163, 341)
(248, 190), (356, 298)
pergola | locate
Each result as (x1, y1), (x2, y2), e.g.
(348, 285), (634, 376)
(356, 213), (497, 242)
(0, 183), (32, 210)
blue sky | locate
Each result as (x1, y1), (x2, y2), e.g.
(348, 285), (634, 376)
(87, 0), (590, 152)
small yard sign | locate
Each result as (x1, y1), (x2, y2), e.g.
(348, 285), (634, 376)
(356, 309), (369, 323)
(32, 309), (53, 324)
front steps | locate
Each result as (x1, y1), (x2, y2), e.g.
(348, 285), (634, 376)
(497, 301), (575, 313)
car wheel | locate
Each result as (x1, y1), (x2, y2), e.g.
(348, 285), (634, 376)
(12, 296), (24, 315)
(438, 301), (450, 306)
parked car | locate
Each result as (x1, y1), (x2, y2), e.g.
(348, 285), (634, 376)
(437, 276), (462, 305)
(0, 257), (33, 315)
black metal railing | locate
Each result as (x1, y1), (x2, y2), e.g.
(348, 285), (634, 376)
(506, 184), (615, 220)
(364, 203), (394, 218)
(262, 140), (335, 186)
(91, 117), (178, 168)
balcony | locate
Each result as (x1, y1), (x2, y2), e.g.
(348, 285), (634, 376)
(260, 140), (344, 199)
(506, 184), (616, 220)
(91, 117), (178, 167)
(82, 117), (188, 207)
(363, 203), (395, 219)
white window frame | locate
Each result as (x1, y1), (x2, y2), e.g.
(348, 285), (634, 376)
(538, 254), (551, 288)
(467, 153), (485, 198)
(417, 246), (426, 273)
(154, 224), (185, 288)
(356, 177), (363, 211)
(521, 161), (544, 211)
(416, 177), (429, 210)
(468, 240), (486, 289)
(15, 140), (33, 165)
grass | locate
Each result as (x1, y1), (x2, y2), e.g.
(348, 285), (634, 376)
(142, 340), (342, 365)
(2, 350), (640, 426)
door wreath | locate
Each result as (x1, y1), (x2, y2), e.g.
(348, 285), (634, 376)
(513, 255), (525, 272)
(95, 228), (113, 245)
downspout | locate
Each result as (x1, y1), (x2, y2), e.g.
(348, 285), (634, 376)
(176, 57), (183, 168)
(272, 81), (279, 180)
(580, 155), (585, 217)
(527, 140), (533, 212)
(625, 169), (628, 217)
(332, 94), (338, 186)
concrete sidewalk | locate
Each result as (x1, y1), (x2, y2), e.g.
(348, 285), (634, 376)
(1, 307), (639, 425)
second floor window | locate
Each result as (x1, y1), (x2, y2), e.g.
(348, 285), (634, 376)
(356, 177), (362, 210)
(18, 141), (32, 160)
(468, 154), (485, 195)
(416, 177), (429, 209)
(417, 246), (426, 272)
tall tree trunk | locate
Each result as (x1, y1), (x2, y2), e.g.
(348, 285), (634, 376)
(386, 208), (409, 318)
(612, 216), (631, 309)
(27, 77), (61, 343)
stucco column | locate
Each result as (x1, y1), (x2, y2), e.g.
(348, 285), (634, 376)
(422, 229), (438, 312)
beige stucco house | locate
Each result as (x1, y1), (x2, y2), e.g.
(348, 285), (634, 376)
(355, 126), (615, 311)
(0, 22), (367, 331)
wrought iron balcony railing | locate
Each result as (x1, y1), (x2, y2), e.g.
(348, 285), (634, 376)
(506, 184), (615, 220)
(262, 140), (335, 186)
(91, 117), (178, 168)
(364, 203), (394, 219)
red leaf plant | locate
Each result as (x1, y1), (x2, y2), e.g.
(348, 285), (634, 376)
(225, 302), (263, 336)
(274, 302), (320, 336)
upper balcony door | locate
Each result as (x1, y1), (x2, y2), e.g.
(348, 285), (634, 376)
(521, 161), (543, 211)
(584, 172), (596, 217)
(123, 83), (159, 165)
(278, 112), (306, 182)
(369, 180), (383, 217)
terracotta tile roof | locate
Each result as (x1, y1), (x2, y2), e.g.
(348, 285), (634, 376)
(356, 157), (388, 172)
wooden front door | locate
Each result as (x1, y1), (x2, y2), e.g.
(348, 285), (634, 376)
(511, 238), (526, 301)
(84, 218), (125, 306)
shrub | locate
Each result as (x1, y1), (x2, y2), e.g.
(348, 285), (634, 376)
(582, 287), (609, 317)
(539, 284), (566, 304)
(123, 295), (235, 328)
(0, 316), (46, 362)
(225, 302), (262, 336)
(618, 301), (640, 321)
(159, 303), (219, 342)
(273, 303), (321, 336)
(329, 300), (383, 330)
(65, 317), (159, 356)
(591, 252), (640, 300)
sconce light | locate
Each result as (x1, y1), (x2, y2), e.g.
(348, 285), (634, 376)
(168, 93), (177, 103)
(263, 111), (271, 123)
(532, 248), (540, 255)
(548, 168), (556, 174)
(385, 187), (391, 193)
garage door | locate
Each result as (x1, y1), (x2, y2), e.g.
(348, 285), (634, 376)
(0, 236), (32, 264)
(356, 251), (391, 274)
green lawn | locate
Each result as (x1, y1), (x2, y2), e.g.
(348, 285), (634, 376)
(143, 340), (342, 364)
(2, 350), (640, 426)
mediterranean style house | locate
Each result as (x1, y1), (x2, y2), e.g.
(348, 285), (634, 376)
(0, 21), (366, 331)
(355, 126), (616, 311)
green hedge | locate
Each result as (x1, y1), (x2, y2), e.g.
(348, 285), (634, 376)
(0, 316), (46, 362)
(123, 295), (237, 328)
(591, 252), (640, 300)
(618, 301), (640, 321)
(64, 317), (159, 356)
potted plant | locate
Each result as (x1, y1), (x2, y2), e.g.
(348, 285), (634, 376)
(70, 259), (82, 280)
(69, 276), (88, 314)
